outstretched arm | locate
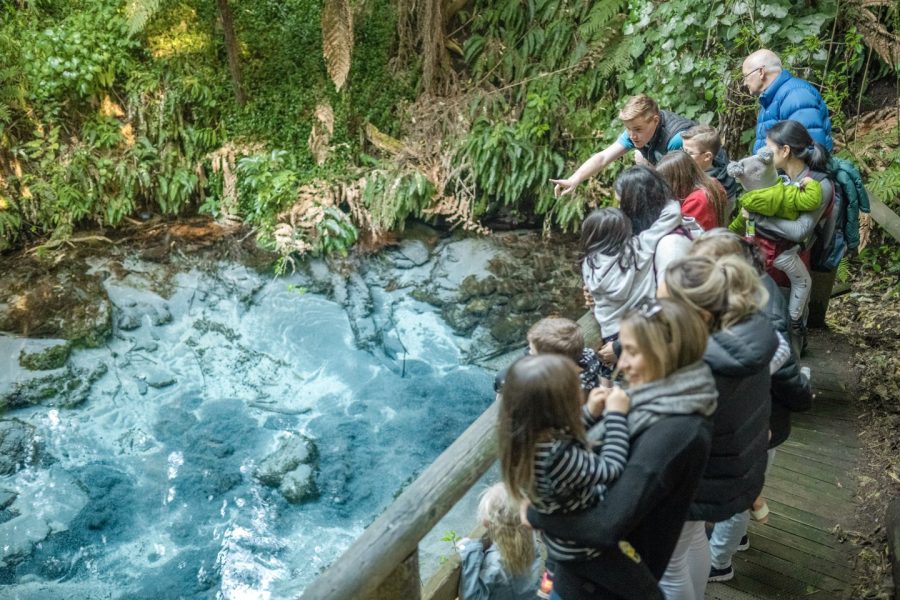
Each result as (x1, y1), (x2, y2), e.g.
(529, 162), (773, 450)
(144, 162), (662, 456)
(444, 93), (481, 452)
(550, 141), (629, 197)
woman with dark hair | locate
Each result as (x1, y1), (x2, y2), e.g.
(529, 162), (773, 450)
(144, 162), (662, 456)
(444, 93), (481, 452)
(656, 151), (728, 230)
(754, 119), (836, 340)
(613, 165), (695, 287)
(584, 165), (692, 368)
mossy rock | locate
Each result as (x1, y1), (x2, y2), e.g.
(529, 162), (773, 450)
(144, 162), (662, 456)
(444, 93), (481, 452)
(489, 314), (533, 346)
(2, 363), (108, 409)
(18, 343), (72, 371)
(441, 304), (479, 336)
(0, 267), (112, 347)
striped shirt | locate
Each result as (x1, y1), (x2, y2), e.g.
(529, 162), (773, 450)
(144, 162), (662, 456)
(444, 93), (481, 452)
(532, 409), (630, 561)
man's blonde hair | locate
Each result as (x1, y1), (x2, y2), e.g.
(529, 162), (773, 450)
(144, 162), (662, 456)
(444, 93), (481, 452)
(619, 94), (659, 122)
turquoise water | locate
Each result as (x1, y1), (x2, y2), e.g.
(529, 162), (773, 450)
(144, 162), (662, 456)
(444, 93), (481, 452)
(0, 249), (498, 599)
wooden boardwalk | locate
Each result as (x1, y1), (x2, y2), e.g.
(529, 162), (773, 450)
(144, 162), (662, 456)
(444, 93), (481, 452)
(707, 329), (860, 600)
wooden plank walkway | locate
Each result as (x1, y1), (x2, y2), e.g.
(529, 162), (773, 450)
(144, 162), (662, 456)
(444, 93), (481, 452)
(707, 329), (859, 600)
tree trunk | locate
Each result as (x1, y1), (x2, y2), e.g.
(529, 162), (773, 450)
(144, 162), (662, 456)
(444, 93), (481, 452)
(217, 0), (247, 106)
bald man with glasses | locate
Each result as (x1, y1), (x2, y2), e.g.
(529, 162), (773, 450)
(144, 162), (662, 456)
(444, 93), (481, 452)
(742, 49), (833, 154)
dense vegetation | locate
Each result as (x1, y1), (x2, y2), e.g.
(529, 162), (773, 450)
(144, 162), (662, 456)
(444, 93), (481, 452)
(0, 0), (897, 262)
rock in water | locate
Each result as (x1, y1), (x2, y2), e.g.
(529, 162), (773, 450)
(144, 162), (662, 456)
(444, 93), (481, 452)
(279, 464), (317, 503)
(255, 434), (318, 502)
(0, 419), (39, 475)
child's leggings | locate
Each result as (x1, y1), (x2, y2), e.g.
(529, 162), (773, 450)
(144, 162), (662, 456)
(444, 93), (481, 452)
(773, 244), (811, 322)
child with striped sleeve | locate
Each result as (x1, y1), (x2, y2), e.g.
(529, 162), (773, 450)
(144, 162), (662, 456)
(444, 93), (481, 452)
(498, 354), (662, 599)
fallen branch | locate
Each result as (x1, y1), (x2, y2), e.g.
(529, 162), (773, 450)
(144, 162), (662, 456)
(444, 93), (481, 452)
(26, 235), (116, 255)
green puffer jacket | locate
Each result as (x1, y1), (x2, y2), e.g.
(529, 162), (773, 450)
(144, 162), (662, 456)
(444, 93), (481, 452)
(828, 157), (871, 251)
(728, 178), (822, 235)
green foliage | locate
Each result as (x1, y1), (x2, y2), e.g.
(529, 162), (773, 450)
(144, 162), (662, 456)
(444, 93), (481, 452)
(620, 0), (836, 123)
(865, 148), (900, 210)
(457, 0), (628, 229)
(859, 241), (900, 294)
(362, 169), (434, 230)
(315, 206), (358, 257)
(236, 150), (298, 235)
(19, 2), (136, 109)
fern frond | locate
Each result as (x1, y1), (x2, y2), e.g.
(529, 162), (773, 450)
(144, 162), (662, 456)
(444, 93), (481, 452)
(125, 0), (163, 35)
(595, 31), (631, 79)
(321, 0), (354, 91)
(578, 0), (628, 42)
(836, 256), (850, 283)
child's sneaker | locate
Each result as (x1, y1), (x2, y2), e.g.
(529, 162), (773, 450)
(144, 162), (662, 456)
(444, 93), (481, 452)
(537, 570), (554, 599)
(737, 534), (750, 551)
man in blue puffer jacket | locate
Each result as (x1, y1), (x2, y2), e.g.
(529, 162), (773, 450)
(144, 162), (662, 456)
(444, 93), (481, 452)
(742, 49), (833, 153)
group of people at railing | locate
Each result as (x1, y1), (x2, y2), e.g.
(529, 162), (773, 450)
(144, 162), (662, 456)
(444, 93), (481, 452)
(454, 48), (866, 600)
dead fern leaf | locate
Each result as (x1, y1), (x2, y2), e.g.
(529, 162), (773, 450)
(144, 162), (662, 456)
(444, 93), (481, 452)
(321, 0), (354, 91)
(308, 102), (335, 166)
(365, 122), (409, 157)
(850, 0), (900, 68)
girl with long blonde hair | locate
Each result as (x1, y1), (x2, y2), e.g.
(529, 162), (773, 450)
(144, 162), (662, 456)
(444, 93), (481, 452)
(456, 483), (542, 600)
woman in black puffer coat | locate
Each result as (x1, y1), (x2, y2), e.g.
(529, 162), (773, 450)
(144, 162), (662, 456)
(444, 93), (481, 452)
(688, 230), (813, 574)
(689, 229), (812, 449)
(659, 254), (778, 599)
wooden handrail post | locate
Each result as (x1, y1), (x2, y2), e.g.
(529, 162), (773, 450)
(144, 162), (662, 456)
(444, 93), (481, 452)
(366, 549), (420, 600)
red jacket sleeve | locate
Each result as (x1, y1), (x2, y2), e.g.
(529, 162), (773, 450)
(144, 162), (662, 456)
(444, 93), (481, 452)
(681, 188), (719, 230)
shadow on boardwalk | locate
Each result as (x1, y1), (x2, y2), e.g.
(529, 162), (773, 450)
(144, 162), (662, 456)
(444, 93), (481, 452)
(707, 328), (860, 599)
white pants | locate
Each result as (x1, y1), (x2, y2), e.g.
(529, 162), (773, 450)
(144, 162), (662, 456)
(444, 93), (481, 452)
(659, 520), (709, 600)
(773, 245), (811, 322)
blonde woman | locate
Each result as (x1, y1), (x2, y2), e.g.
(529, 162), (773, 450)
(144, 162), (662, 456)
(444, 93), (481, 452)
(457, 483), (542, 600)
(521, 299), (718, 600)
(660, 255), (779, 592)
(688, 230), (812, 578)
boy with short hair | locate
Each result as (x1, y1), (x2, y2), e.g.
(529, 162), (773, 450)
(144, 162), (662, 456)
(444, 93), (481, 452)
(551, 95), (737, 205)
(682, 124), (739, 214)
(494, 317), (602, 394)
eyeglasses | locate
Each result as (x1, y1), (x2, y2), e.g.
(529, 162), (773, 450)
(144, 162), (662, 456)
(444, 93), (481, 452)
(636, 298), (663, 320)
(740, 66), (764, 84)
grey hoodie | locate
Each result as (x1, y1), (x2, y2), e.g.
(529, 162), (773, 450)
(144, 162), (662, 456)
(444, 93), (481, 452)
(582, 200), (683, 338)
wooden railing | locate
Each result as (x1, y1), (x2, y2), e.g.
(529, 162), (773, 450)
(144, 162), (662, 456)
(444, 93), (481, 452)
(298, 400), (500, 600)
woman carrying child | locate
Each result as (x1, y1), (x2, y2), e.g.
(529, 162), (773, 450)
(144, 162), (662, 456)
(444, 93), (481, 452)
(499, 353), (663, 599)
(457, 483), (543, 600)
(520, 299), (718, 599)
(745, 120), (834, 337)
(660, 255), (778, 594)
(656, 150), (728, 230)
